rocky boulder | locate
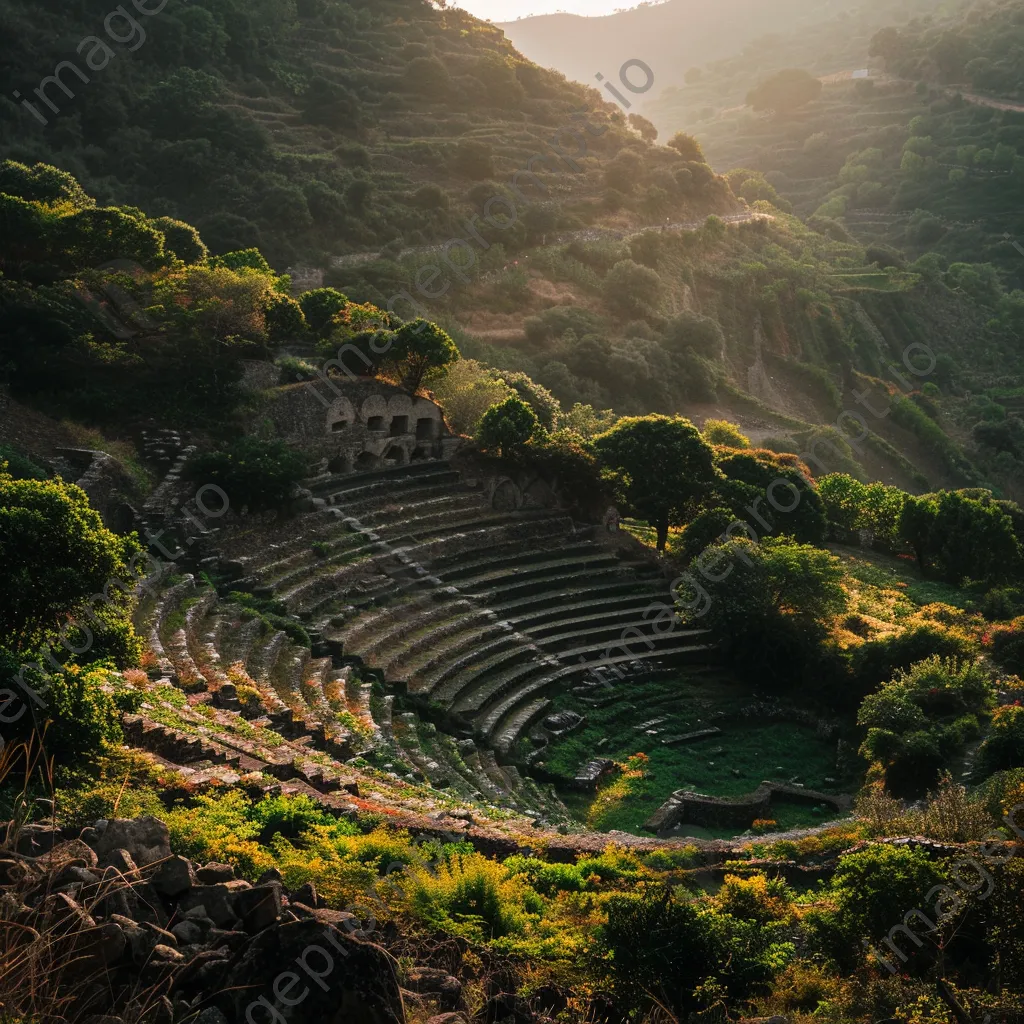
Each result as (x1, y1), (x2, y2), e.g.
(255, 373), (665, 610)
(213, 919), (405, 1024)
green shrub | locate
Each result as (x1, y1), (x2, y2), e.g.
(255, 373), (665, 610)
(276, 355), (318, 384)
(505, 856), (588, 895)
(401, 852), (537, 940)
(988, 617), (1024, 675)
(858, 656), (992, 796)
(808, 845), (944, 970)
(187, 437), (308, 514)
(0, 445), (48, 481)
(851, 624), (979, 698)
(0, 659), (123, 774)
(702, 419), (750, 448)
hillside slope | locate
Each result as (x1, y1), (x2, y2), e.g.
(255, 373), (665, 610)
(0, 0), (633, 266)
(648, 0), (1024, 283)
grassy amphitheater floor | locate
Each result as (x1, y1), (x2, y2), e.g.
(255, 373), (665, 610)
(536, 673), (855, 838)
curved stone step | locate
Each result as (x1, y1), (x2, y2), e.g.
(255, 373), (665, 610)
(492, 699), (551, 756)
(472, 641), (716, 741)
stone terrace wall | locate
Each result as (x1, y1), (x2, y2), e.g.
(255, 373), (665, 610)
(644, 782), (853, 833)
(264, 380), (462, 473)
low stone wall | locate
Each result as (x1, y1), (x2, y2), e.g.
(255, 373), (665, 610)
(643, 782), (853, 833)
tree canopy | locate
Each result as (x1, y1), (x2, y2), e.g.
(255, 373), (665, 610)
(594, 415), (716, 550)
(0, 472), (141, 660)
(477, 396), (541, 459)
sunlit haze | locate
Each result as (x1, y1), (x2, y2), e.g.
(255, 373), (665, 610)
(454, 1), (640, 20)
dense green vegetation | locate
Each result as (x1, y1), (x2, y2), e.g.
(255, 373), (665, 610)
(0, 0), (628, 266)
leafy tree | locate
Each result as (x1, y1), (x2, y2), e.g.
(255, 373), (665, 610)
(819, 474), (908, 550)
(265, 293), (307, 341)
(210, 248), (274, 275)
(604, 260), (664, 318)
(488, 370), (561, 430)
(59, 207), (167, 272)
(662, 311), (726, 359)
(477, 396), (541, 458)
(683, 537), (848, 690)
(300, 287), (349, 337)
(714, 451), (827, 544)
(423, 359), (513, 435)
(0, 472), (142, 657)
(594, 415), (716, 551)
(151, 216), (209, 264)
(186, 438), (308, 514)
(746, 69), (823, 113)
(0, 160), (95, 210)
(391, 319), (460, 393)
(900, 491), (1022, 585)
(627, 113), (658, 143)
(666, 132), (706, 162)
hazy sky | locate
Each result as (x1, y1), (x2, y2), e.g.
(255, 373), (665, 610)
(454, 1), (637, 21)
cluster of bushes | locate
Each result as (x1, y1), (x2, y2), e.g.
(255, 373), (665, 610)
(35, 764), (1024, 1017)
(820, 473), (1024, 589)
(0, 161), (300, 422)
(1, 470), (145, 772)
(858, 656), (992, 796)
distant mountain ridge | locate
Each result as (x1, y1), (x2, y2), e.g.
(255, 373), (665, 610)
(496, 0), (858, 95)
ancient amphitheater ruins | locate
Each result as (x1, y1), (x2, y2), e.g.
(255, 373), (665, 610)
(118, 380), (847, 847)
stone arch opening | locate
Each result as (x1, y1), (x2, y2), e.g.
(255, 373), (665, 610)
(355, 451), (377, 470)
(383, 446), (405, 465)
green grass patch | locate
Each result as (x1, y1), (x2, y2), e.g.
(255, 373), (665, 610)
(536, 673), (852, 837)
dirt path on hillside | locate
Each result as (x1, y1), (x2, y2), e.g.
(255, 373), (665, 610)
(953, 89), (1024, 113)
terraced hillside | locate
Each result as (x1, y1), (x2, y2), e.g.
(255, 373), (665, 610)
(131, 457), (713, 834)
